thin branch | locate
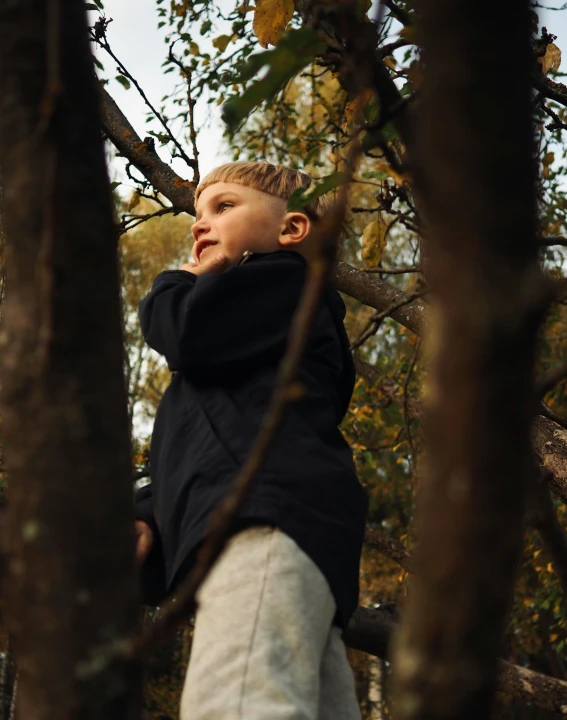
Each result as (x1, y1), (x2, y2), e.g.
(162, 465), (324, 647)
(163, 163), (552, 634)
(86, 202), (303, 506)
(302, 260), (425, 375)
(382, 0), (414, 26)
(118, 207), (177, 235)
(538, 235), (567, 247)
(403, 340), (420, 469)
(362, 265), (421, 274)
(91, 27), (197, 174)
(167, 43), (200, 185)
(533, 73), (567, 109)
(540, 103), (567, 132)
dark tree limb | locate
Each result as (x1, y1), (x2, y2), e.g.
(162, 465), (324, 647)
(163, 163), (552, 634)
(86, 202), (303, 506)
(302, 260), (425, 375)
(364, 524), (413, 572)
(344, 607), (567, 716)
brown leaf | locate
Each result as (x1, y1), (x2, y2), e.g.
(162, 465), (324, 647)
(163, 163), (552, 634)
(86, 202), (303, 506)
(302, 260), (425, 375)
(540, 43), (562, 74)
(252, 0), (295, 48)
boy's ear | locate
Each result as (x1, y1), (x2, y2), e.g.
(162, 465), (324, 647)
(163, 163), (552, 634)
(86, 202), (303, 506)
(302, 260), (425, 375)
(278, 212), (311, 248)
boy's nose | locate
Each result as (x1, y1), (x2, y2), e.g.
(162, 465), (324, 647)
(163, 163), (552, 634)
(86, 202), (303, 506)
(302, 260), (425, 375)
(192, 219), (210, 240)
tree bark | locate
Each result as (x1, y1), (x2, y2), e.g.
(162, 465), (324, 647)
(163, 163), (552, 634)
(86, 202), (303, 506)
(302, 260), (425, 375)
(0, 1), (141, 717)
(391, 2), (545, 719)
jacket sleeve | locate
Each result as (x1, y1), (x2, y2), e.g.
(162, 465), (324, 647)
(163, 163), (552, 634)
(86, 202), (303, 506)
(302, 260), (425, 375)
(134, 483), (167, 606)
(138, 252), (306, 376)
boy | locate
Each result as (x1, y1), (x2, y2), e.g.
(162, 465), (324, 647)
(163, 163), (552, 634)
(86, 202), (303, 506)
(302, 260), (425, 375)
(135, 161), (368, 720)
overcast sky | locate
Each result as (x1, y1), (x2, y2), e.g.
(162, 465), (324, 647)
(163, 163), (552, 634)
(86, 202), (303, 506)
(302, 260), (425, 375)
(90, 0), (567, 192)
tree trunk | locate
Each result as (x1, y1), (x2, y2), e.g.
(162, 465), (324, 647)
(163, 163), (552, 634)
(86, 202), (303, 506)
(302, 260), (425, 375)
(0, 1), (141, 717)
(392, 2), (544, 718)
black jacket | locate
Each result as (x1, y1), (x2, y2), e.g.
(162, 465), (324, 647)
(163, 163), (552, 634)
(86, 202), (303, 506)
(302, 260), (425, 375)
(135, 250), (367, 627)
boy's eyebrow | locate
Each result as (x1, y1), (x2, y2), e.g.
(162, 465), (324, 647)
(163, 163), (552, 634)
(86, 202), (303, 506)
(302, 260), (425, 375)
(195, 189), (242, 220)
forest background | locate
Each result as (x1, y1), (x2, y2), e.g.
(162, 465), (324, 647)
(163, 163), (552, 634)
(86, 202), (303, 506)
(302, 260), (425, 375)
(2, 0), (567, 718)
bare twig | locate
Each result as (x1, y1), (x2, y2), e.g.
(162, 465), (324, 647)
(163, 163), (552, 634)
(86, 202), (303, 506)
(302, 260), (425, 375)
(91, 27), (197, 175)
(403, 340), (420, 469)
(118, 207), (177, 235)
(167, 43), (200, 185)
(382, 0), (414, 26)
(540, 103), (567, 132)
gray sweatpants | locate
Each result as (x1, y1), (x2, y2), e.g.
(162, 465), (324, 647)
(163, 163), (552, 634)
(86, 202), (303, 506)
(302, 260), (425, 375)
(180, 526), (361, 720)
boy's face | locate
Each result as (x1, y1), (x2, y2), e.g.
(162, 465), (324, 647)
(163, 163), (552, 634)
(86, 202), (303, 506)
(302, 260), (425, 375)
(191, 182), (288, 267)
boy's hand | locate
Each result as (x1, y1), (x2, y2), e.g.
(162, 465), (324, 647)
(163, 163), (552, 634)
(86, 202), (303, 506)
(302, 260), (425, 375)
(180, 252), (228, 276)
(135, 521), (154, 565)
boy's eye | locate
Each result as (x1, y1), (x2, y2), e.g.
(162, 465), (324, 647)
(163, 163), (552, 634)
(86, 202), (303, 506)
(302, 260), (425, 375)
(219, 202), (232, 213)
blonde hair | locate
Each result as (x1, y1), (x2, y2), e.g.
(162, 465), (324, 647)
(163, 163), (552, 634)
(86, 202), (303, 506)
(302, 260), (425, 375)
(195, 161), (329, 220)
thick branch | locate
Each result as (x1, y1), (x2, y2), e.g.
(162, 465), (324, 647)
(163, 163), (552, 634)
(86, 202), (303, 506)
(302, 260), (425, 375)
(344, 607), (567, 716)
(364, 524), (413, 572)
(334, 261), (425, 335)
(99, 87), (196, 213)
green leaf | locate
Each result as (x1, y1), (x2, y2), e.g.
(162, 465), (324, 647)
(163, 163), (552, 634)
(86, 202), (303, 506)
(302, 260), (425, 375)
(85, 3), (99, 9)
(287, 171), (349, 212)
(110, 181), (121, 190)
(222, 28), (325, 133)
(93, 57), (104, 71)
(362, 170), (389, 181)
(115, 75), (131, 90)
(92, 0), (104, 8)
(200, 20), (212, 35)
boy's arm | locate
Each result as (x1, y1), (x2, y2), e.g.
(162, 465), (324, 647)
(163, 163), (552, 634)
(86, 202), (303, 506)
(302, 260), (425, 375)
(138, 251), (306, 375)
(134, 483), (167, 605)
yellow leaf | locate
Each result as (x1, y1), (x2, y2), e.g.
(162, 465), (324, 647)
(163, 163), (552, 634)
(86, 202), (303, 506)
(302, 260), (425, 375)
(253, 0), (294, 48)
(550, 633), (559, 643)
(344, 88), (374, 127)
(543, 151), (555, 167)
(212, 34), (232, 52)
(372, 159), (410, 186)
(540, 43), (562, 74)
(127, 191), (140, 212)
(361, 217), (387, 267)
(189, 42), (200, 56)
(384, 56), (396, 71)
